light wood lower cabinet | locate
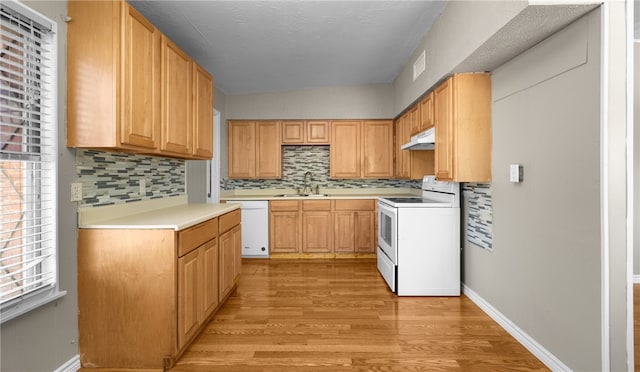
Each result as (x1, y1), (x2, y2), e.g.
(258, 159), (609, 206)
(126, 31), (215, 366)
(270, 200), (301, 253)
(302, 200), (332, 253)
(333, 200), (376, 253)
(78, 209), (240, 369)
(269, 199), (376, 255)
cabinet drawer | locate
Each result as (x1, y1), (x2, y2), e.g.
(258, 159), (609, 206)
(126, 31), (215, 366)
(270, 200), (300, 211)
(333, 199), (375, 211)
(302, 200), (331, 211)
(178, 217), (218, 257)
(219, 209), (241, 234)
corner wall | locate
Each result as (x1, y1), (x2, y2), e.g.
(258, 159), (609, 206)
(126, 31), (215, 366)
(0, 1), (80, 371)
(462, 10), (602, 370)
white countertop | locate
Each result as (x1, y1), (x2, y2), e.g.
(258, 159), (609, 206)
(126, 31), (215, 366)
(220, 187), (420, 201)
(78, 195), (240, 230)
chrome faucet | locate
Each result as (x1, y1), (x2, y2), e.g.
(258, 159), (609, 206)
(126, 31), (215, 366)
(301, 171), (313, 195)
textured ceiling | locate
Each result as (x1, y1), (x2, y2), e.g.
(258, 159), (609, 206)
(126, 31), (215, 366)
(129, 1), (447, 95)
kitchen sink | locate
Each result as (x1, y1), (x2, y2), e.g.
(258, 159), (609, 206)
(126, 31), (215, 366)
(274, 194), (330, 198)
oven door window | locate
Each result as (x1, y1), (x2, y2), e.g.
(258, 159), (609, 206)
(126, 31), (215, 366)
(378, 203), (397, 261)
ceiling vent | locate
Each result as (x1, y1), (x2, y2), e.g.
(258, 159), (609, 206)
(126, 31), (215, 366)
(413, 50), (426, 81)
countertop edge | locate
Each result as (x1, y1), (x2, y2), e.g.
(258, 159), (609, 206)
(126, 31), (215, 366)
(78, 203), (240, 231)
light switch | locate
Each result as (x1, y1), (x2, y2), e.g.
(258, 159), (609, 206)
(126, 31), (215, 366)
(510, 164), (523, 183)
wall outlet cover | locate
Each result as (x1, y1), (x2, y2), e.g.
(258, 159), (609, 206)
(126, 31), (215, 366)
(71, 182), (82, 201)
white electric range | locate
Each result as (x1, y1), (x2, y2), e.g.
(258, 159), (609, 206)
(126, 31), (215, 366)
(377, 176), (460, 296)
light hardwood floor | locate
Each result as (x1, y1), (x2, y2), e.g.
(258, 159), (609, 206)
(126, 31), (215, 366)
(168, 259), (548, 371)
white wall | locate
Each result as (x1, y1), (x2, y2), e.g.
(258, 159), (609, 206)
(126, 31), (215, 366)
(392, 0), (527, 115)
(463, 11), (602, 370)
(225, 83), (394, 120)
(0, 1), (79, 371)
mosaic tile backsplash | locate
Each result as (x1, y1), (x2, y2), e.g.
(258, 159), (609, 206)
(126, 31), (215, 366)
(224, 145), (422, 190)
(463, 183), (493, 250)
(76, 150), (185, 207)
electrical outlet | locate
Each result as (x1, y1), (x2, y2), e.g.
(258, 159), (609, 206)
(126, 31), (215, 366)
(71, 183), (82, 201)
(139, 179), (146, 196)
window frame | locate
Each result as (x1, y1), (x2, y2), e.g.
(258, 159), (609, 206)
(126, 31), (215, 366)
(0, 0), (64, 324)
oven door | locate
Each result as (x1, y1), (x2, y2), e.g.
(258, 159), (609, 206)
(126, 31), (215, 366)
(377, 200), (397, 263)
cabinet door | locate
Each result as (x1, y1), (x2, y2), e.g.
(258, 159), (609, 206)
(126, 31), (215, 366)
(354, 211), (375, 253)
(192, 63), (213, 158)
(396, 113), (411, 179)
(394, 119), (402, 178)
(419, 92), (434, 132)
(302, 211), (332, 253)
(330, 121), (361, 178)
(218, 230), (235, 299)
(177, 248), (200, 350)
(434, 77), (453, 181)
(232, 225), (242, 282)
(228, 121), (256, 178)
(333, 211), (355, 253)
(306, 121), (330, 144)
(282, 121), (305, 144)
(121, 4), (160, 150)
(270, 211), (300, 253)
(362, 120), (393, 178)
(201, 239), (219, 319)
(161, 36), (192, 156)
(409, 105), (420, 136)
(256, 121), (282, 178)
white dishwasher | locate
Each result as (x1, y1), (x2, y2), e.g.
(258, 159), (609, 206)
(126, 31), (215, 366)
(235, 200), (269, 257)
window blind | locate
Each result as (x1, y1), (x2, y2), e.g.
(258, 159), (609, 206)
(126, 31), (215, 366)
(0, 0), (57, 312)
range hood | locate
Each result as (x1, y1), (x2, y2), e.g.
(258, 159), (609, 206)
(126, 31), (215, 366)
(401, 127), (435, 150)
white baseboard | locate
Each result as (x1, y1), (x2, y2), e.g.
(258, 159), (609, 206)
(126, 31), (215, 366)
(54, 354), (80, 372)
(633, 275), (640, 284)
(462, 284), (571, 372)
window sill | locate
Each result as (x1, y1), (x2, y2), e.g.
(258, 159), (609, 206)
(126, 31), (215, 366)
(1, 287), (67, 324)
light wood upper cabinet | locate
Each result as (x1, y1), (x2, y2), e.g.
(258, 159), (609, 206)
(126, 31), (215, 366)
(228, 121), (256, 178)
(419, 92), (434, 132)
(331, 120), (393, 179)
(306, 121), (330, 144)
(409, 105), (420, 136)
(228, 121), (282, 179)
(395, 113), (411, 179)
(281, 121), (305, 144)
(161, 36), (192, 156)
(67, 0), (213, 160)
(330, 121), (361, 178)
(281, 120), (329, 145)
(121, 4), (160, 150)
(396, 103), (435, 181)
(193, 64), (214, 158)
(434, 73), (491, 182)
(256, 121), (282, 179)
(362, 120), (394, 178)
